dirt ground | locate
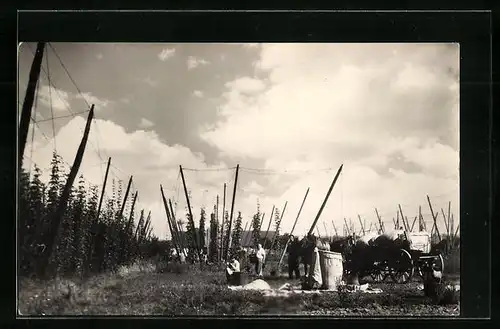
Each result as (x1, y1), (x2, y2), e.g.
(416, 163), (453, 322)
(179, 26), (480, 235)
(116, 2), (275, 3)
(17, 262), (460, 317)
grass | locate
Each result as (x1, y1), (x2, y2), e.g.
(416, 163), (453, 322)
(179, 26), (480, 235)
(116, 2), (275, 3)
(18, 259), (460, 317)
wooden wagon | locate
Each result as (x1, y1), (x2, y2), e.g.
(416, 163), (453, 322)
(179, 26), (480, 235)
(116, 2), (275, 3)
(344, 230), (444, 284)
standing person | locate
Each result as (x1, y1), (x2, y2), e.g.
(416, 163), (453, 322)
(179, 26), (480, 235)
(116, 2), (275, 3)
(255, 243), (266, 278)
(287, 236), (301, 279)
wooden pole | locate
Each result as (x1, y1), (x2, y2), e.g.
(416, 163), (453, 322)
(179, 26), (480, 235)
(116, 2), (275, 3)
(180, 165), (200, 257)
(241, 221), (249, 246)
(375, 208), (384, 233)
(95, 158), (111, 224)
(126, 191), (138, 231)
(323, 222), (330, 240)
(161, 186), (180, 257)
(316, 226), (322, 239)
(331, 220), (338, 236)
(19, 42), (45, 167)
(38, 105), (94, 277)
(452, 216), (459, 240)
(426, 195), (442, 241)
(262, 205), (275, 246)
(398, 205), (410, 231)
(268, 201), (288, 252)
(133, 209), (144, 240)
(219, 183), (227, 261)
(398, 204), (409, 231)
(308, 164), (343, 236)
(441, 208), (450, 236)
(168, 199), (185, 254)
(449, 205), (454, 241)
(118, 176), (133, 220)
(357, 214), (365, 235)
(276, 188), (309, 268)
(410, 216), (417, 232)
(343, 218), (350, 236)
(224, 164), (240, 260)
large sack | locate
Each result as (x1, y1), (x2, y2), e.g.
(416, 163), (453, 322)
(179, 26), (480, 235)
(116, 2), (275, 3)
(359, 232), (379, 245)
(372, 230), (405, 247)
(242, 279), (272, 290)
(308, 248), (323, 287)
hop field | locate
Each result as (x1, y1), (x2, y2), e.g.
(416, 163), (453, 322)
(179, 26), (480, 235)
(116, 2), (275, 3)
(18, 260), (460, 317)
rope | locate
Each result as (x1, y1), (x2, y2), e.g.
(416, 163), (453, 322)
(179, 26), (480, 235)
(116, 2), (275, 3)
(34, 111), (90, 123)
(45, 50), (57, 152)
(25, 44), (105, 165)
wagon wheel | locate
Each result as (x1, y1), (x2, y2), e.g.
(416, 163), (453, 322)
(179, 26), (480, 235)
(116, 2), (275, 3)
(390, 249), (414, 284)
(370, 261), (389, 282)
(371, 269), (389, 282)
(433, 254), (445, 273)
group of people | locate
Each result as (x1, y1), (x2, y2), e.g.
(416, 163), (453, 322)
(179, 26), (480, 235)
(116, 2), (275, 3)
(225, 243), (266, 283)
(225, 236), (307, 284)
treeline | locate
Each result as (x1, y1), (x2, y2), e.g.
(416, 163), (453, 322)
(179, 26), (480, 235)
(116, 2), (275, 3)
(18, 152), (158, 279)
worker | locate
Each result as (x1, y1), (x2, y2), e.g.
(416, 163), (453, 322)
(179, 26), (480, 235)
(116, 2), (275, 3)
(226, 257), (241, 285)
(287, 236), (301, 279)
(255, 243), (266, 278)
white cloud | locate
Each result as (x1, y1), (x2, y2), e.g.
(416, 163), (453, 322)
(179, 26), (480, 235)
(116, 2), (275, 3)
(138, 118), (155, 129)
(75, 92), (111, 110)
(25, 117), (234, 240)
(187, 56), (210, 70)
(199, 43), (460, 236)
(142, 77), (158, 88)
(192, 90), (204, 98)
(225, 77), (266, 95)
(37, 85), (70, 112)
(158, 48), (176, 61)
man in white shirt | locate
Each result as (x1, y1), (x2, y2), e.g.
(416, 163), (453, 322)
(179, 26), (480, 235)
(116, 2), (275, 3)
(255, 244), (266, 277)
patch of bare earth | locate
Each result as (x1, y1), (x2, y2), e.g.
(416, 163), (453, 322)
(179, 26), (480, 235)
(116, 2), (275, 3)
(18, 263), (460, 316)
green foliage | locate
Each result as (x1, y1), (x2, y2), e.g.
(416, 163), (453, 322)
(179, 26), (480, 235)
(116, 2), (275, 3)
(18, 152), (159, 279)
(230, 211), (243, 256)
(271, 208), (281, 251)
(208, 211), (218, 262)
(251, 203), (262, 248)
(222, 211), (230, 259)
(199, 208), (206, 249)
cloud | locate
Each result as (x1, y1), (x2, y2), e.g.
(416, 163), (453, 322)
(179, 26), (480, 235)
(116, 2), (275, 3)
(75, 92), (111, 110)
(37, 85), (70, 112)
(199, 43), (459, 236)
(225, 77), (266, 95)
(158, 48), (176, 61)
(187, 56), (210, 70)
(138, 118), (155, 129)
(25, 117), (234, 240)
(141, 77), (158, 88)
(192, 90), (204, 98)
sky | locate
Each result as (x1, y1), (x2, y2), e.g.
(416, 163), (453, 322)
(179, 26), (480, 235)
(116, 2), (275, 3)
(18, 42), (460, 240)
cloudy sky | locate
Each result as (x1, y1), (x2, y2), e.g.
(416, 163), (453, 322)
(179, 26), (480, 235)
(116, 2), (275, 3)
(18, 43), (459, 240)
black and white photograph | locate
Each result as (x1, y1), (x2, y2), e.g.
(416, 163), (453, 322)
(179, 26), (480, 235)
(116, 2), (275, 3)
(17, 42), (460, 317)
